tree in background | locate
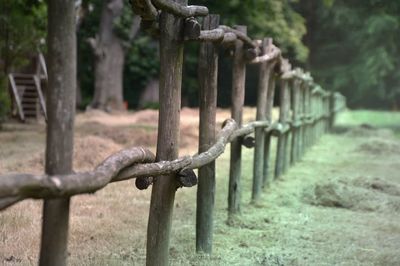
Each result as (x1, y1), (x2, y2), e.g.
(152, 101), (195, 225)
(192, 0), (308, 62)
(77, 0), (159, 110)
(298, 0), (400, 109)
(184, 0), (308, 107)
(87, 0), (141, 111)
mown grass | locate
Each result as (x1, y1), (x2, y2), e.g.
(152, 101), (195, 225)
(2, 109), (400, 265)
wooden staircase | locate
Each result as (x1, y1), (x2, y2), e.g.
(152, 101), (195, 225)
(8, 53), (47, 122)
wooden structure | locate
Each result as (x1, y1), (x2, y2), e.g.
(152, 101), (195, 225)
(0, 1), (347, 265)
(8, 53), (47, 121)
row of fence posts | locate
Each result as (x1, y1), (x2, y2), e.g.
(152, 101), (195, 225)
(193, 15), (346, 262)
(0, 6), (346, 265)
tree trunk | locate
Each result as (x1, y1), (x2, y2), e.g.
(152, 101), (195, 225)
(90, 0), (125, 111)
(39, 0), (76, 265)
(228, 26), (247, 219)
(146, 1), (186, 265)
(196, 14), (219, 254)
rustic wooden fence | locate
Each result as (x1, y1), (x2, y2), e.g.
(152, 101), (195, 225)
(0, 1), (346, 265)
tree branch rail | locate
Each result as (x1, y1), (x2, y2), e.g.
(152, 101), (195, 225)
(0, 118), (282, 211)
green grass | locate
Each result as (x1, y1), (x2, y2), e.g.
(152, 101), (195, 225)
(337, 109), (400, 127)
(336, 110), (400, 138)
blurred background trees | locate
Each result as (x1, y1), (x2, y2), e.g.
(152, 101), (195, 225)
(0, 0), (399, 120)
(298, 0), (400, 109)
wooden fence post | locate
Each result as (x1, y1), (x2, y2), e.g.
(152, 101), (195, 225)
(252, 38), (272, 202)
(329, 93), (336, 131)
(196, 14), (219, 254)
(228, 25), (246, 218)
(275, 78), (290, 179)
(282, 80), (291, 174)
(318, 93), (323, 138)
(146, 1), (186, 264)
(303, 82), (311, 150)
(262, 73), (276, 187)
(311, 90), (318, 145)
(290, 78), (300, 165)
(299, 81), (306, 157)
(39, 1), (76, 265)
(325, 93), (331, 132)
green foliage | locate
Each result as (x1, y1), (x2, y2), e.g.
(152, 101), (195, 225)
(77, 0), (159, 109)
(192, 0), (308, 62)
(123, 34), (159, 108)
(299, 0), (400, 108)
(0, 0), (46, 119)
(182, 0), (308, 107)
(0, 0), (47, 72)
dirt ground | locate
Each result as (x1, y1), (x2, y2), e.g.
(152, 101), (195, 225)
(0, 108), (399, 265)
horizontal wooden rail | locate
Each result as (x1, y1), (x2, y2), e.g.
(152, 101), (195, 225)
(2, 3), (348, 265)
(0, 118), (281, 210)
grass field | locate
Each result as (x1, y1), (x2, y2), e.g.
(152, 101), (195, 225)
(337, 110), (400, 137)
(1, 109), (400, 265)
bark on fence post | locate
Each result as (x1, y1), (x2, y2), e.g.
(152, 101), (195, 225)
(325, 93), (331, 132)
(328, 93), (336, 131)
(146, 2), (186, 264)
(290, 79), (300, 165)
(282, 80), (291, 174)
(310, 92), (316, 145)
(299, 81), (306, 157)
(263, 73), (276, 187)
(315, 94), (320, 140)
(196, 14), (219, 254)
(39, 1), (76, 265)
(228, 25), (246, 219)
(317, 94), (322, 139)
(252, 38), (272, 203)
(304, 83), (311, 149)
(275, 79), (290, 179)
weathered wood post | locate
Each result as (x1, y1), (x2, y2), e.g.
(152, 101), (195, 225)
(315, 91), (321, 141)
(324, 92), (331, 132)
(39, 1), (76, 265)
(318, 92), (323, 138)
(310, 88), (316, 145)
(329, 92), (336, 131)
(299, 80), (306, 157)
(252, 38), (272, 202)
(262, 72), (276, 187)
(282, 79), (291, 174)
(290, 78), (300, 165)
(274, 78), (290, 179)
(196, 14), (219, 254)
(303, 81), (311, 150)
(146, 2), (186, 264)
(228, 26), (247, 218)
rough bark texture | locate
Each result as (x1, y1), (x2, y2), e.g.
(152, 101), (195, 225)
(252, 38), (272, 202)
(0, 119), (278, 210)
(39, 1), (76, 265)
(275, 79), (290, 179)
(290, 79), (301, 165)
(228, 26), (246, 218)
(146, 2), (186, 264)
(304, 84), (311, 149)
(196, 15), (219, 254)
(263, 73), (276, 187)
